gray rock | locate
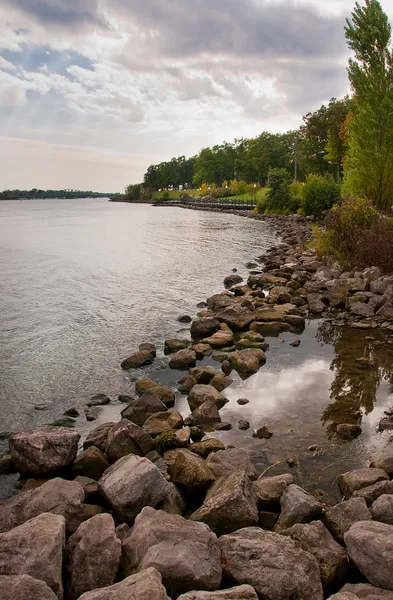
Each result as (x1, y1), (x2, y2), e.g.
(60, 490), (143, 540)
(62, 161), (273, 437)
(219, 527), (323, 600)
(121, 393), (167, 426)
(0, 513), (65, 598)
(377, 303), (393, 319)
(253, 473), (294, 507)
(121, 349), (155, 370)
(345, 521), (393, 591)
(73, 446), (110, 480)
(363, 267), (382, 283)
(280, 520), (348, 591)
(190, 439), (225, 458)
(217, 304), (255, 330)
(177, 586), (258, 599)
(143, 410), (183, 436)
(78, 568), (170, 600)
(169, 349), (197, 369)
(135, 378), (175, 405)
(106, 420), (154, 460)
(65, 514), (121, 600)
(0, 477), (85, 534)
(164, 338), (191, 354)
(275, 484), (323, 531)
(206, 448), (257, 480)
(98, 454), (170, 523)
(371, 494), (393, 524)
(191, 401), (222, 425)
(84, 406), (102, 422)
(338, 468), (389, 499)
(0, 575), (58, 600)
(327, 593), (358, 599)
(229, 348), (266, 377)
(352, 479), (393, 506)
(324, 497), (372, 544)
(83, 422), (114, 452)
(9, 426), (80, 476)
(188, 384), (228, 411)
(370, 456), (393, 477)
(122, 507), (221, 595)
(190, 470), (258, 535)
(339, 582), (393, 598)
(167, 448), (215, 491)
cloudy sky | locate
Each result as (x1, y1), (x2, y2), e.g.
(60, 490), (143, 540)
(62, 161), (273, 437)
(0, 0), (392, 192)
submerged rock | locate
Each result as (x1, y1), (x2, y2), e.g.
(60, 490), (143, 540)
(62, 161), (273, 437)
(120, 349), (155, 370)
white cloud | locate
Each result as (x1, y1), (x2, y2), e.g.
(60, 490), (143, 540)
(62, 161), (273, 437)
(0, 56), (16, 71)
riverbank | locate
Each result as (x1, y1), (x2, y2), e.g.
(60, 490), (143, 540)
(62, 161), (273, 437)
(1, 210), (393, 599)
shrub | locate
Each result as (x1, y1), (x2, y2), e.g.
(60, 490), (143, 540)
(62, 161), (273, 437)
(263, 168), (292, 214)
(162, 190), (170, 198)
(302, 175), (341, 216)
(125, 183), (142, 200)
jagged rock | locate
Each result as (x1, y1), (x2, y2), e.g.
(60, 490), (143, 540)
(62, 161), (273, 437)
(143, 411), (183, 436)
(87, 394), (110, 407)
(0, 477), (85, 534)
(188, 384), (228, 411)
(281, 520), (348, 592)
(370, 494), (393, 525)
(338, 582), (393, 598)
(206, 448), (257, 480)
(324, 497), (372, 544)
(98, 454), (170, 523)
(78, 568), (170, 600)
(370, 456), (393, 476)
(327, 592), (358, 599)
(219, 527), (323, 600)
(352, 479), (393, 505)
(190, 439), (225, 458)
(190, 470), (258, 535)
(338, 468), (389, 499)
(178, 375), (198, 394)
(275, 484), (323, 531)
(345, 521), (393, 591)
(377, 303), (393, 319)
(106, 420), (154, 460)
(253, 473), (294, 508)
(73, 446), (110, 480)
(169, 349), (197, 369)
(135, 378), (175, 405)
(191, 401), (222, 425)
(207, 293), (236, 312)
(177, 585), (258, 599)
(167, 448), (215, 491)
(203, 329), (234, 348)
(191, 318), (220, 340)
(9, 426), (80, 476)
(122, 508), (221, 595)
(156, 482), (185, 515)
(164, 338), (191, 354)
(363, 267), (382, 282)
(65, 514), (121, 600)
(121, 393), (167, 425)
(230, 348), (266, 377)
(217, 305), (255, 330)
(120, 349), (155, 370)
(83, 422), (114, 452)
(0, 574), (58, 600)
(74, 476), (100, 502)
(0, 513), (65, 598)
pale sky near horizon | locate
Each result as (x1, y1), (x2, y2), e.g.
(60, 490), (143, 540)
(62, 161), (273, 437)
(0, 0), (392, 192)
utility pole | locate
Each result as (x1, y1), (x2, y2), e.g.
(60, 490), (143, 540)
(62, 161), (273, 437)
(294, 137), (298, 183)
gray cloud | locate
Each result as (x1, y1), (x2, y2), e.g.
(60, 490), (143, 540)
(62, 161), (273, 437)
(1, 0), (108, 29)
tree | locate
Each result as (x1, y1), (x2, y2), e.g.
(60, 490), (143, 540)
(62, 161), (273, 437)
(344, 0), (393, 212)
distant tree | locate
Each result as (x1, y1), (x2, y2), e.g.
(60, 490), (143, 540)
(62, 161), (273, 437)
(125, 184), (142, 200)
(344, 0), (393, 211)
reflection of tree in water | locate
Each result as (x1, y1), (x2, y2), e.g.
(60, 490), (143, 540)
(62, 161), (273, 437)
(316, 323), (393, 438)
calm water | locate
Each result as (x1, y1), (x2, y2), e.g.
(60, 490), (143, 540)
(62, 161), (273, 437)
(1, 198), (393, 501)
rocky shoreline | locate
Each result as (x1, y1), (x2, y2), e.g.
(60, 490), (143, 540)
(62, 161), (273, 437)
(1, 212), (393, 599)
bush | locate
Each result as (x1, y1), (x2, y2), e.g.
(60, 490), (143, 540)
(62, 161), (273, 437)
(302, 174), (341, 216)
(315, 196), (393, 271)
(162, 190), (170, 198)
(263, 169), (292, 214)
(125, 183), (142, 200)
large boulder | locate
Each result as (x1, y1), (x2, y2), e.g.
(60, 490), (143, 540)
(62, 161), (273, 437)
(229, 349), (266, 377)
(83, 422), (114, 452)
(224, 274), (244, 287)
(135, 378), (175, 406)
(0, 477), (85, 534)
(352, 479), (393, 506)
(9, 426), (80, 476)
(65, 514), (121, 600)
(177, 586), (258, 599)
(122, 507), (222, 595)
(323, 497), (372, 544)
(105, 420), (154, 460)
(0, 513), (65, 598)
(167, 448), (215, 492)
(190, 470), (258, 535)
(121, 393), (167, 426)
(338, 468), (389, 499)
(207, 292), (235, 311)
(156, 482), (185, 515)
(280, 520), (348, 592)
(253, 474), (294, 508)
(370, 494), (393, 525)
(98, 454), (170, 523)
(169, 349), (197, 370)
(73, 446), (110, 480)
(120, 349), (155, 370)
(143, 411), (183, 436)
(217, 305), (255, 330)
(202, 329), (234, 348)
(191, 401), (222, 425)
(0, 575), (58, 600)
(191, 318), (220, 341)
(78, 568), (170, 600)
(188, 384), (228, 411)
(345, 521), (393, 591)
(338, 582), (393, 598)
(206, 448), (257, 480)
(275, 484), (323, 531)
(369, 456), (393, 477)
(190, 366), (220, 384)
(190, 439), (225, 458)
(219, 527), (323, 600)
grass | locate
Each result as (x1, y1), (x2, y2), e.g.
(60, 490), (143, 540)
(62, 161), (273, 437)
(152, 188), (269, 202)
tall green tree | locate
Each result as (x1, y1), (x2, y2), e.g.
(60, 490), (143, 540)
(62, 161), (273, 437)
(344, 0), (393, 211)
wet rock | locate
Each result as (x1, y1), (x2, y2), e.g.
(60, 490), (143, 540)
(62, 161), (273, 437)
(190, 365), (220, 384)
(370, 494), (393, 525)
(191, 318), (220, 340)
(51, 415), (77, 428)
(106, 420), (154, 460)
(338, 468), (389, 499)
(143, 410), (183, 436)
(0, 513), (65, 598)
(190, 426), (205, 442)
(230, 348), (266, 377)
(164, 338), (191, 354)
(0, 574), (58, 600)
(169, 348), (196, 369)
(121, 392), (167, 426)
(139, 342), (157, 356)
(323, 497), (372, 544)
(191, 343), (213, 359)
(83, 422), (114, 452)
(281, 520), (348, 592)
(378, 417), (393, 431)
(120, 349), (155, 370)
(217, 305), (255, 330)
(253, 473), (294, 508)
(338, 582), (393, 598)
(206, 447), (257, 480)
(207, 293), (235, 311)
(98, 454), (170, 523)
(0, 477), (85, 534)
(224, 274), (243, 287)
(77, 567), (170, 600)
(64, 407), (80, 417)
(177, 585), (258, 600)
(84, 406), (102, 422)
(178, 315), (192, 323)
(188, 384), (228, 411)
(65, 514), (121, 600)
(370, 456), (393, 476)
(336, 423), (362, 440)
(73, 446), (110, 480)
(210, 373), (232, 391)
(345, 521), (393, 591)
(219, 527), (323, 600)
(135, 378), (175, 405)
(253, 426), (273, 439)
(156, 482), (185, 515)
(167, 448), (215, 491)
(87, 394), (110, 407)
(238, 419), (250, 430)
(237, 397), (250, 405)
(215, 421), (232, 431)
(352, 479), (393, 505)
(203, 329), (234, 348)
(290, 339), (301, 347)
(275, 484), (323, 531)
(9, 426), (80, 476)
(190, 439), (225, 458)
(191, 401), (222, 425)
(178, 375), (197, 394)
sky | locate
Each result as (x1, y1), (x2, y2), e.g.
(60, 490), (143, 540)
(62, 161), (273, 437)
(0, 0), (392, 192)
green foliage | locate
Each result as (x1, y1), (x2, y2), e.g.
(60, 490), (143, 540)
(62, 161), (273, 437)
(162, 190), (170, 198)
(125, 183), (142, 200)
(263, 168), (292, 214)
(302, 174), (341, 216)
(343, 0), (393, 212)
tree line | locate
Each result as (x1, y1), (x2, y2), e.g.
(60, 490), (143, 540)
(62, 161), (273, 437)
(0, 189), (121, 200)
